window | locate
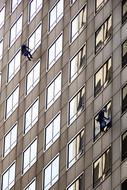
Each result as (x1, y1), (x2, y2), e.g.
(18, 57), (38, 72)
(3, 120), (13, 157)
(70, 5), (86, 43)
(7, 50), (21, 82)
(67, 173), (84, 190)
(67, 130), (84, 168)
(3, 123), (17, 157)
(44, 155), (59, 190)
(93, 148), (111, 188)
(24, 99), (39, 134)
(25, 179), (36, 190)
(70, 0), (77, 5)
(122, 0), (127, 24)
(28, 24), (42, 54)
(95, 0), (108, 12)
(46, 73), (61, 109)
(2, 162), (16, 190)
(0, 39), (3, 60)
(11, 0), (22, 12)
(122, 40), (127, 67)
(95, 15), (112, 53)
(94, 57), (112, 97)
(122, 130), (127, 161)
(10, 15), (22, 47)
(48, 34), (63, 69)
(0, 6), (5, 29)
(6, 86), (19, 119)
(122, 179), (127, 190)
(70, 44), (86, 82)
(122, 84), (127, 113)
(94, 101), (112, 140)
(49, 0), (64, 31)
(69, 87), (85, 125)
(26, 61), (40, 95)
(45, 114), (60, 150)
(29, 0), (43, 22)
(23, 139), (37, 174)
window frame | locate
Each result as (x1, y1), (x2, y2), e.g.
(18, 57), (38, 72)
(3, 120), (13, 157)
(93, 147), (111, 188)
(11, 0), (22, 13)
(66, 172), (84, 190)
(67, 129), (84, 169)
(122, 0), (127, 24)
(29, 0), (43, 22)
(26, 60), (40, 95)
(121, 178), (127, 190)
(122, 39), (127, 68)
(5, 85), (19, 120)
(70, 4), (87, 43)
(48, 0), (64, 32)
(46, 72), (62, 109)
(95, 0), (108, 13)
(3, 122), (17, 158)
(43, 154), (59, 190)
(24, 97), (39, 134)
(95, 15), (112, 54)
(9, 14), (23, 47)
(68, 86), (85, 125)
(94, 100), (112, 141)
(24, 178), (36, 190)
(22, 138), (37, 174)
(44, 112), (61, 151)
(122, 130), (127, 161)
(1, 161), (16, 190)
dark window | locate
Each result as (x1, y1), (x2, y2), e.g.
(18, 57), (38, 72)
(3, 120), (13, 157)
(95, 15), (112, 53)
(122, 179), (127, 190)
(122, 84), (127, 113)
(95, 0), (108, 12)
(93, 148), (111, 188)
(94, 58), (112, 97)
(122, 40), (127, 67)
(122, 0), (127, 24)
(122, 131), (127, 161)
(94, 101), (112, 140)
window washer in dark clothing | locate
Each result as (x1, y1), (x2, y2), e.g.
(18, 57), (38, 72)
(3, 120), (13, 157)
(21, 44), (33, 61)
(96, 108), (109, 132)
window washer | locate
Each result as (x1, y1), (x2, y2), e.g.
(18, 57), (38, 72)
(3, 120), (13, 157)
(96, 108), (109, 132)
(21, 44), (33, 61)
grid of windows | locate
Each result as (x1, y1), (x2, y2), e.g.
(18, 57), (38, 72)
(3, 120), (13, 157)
(69, 87), (85, 125)
(10, 15), (22, 47)
(25, 179), (36, 190)
(7, 50), (21, 82)
(26, 60), (40, 95)
(29, 0), (43, 22)
(46, 73), (61, 109)
(122, 84), (127, 113)
(44, 155), (59, 190)
(48, 34), (63, 69)
(5, 86), (19, 119)
(93, 148), (111, 187)
(70, 5), (86, 43)
(67, 130), (84, 168)
(122, 0), (127, 24)
(95, 15), (112, 53)
(122, 39), (127, 67)
(23, 139), (37, 174)
(122, 130), (127, 161)
(24, 99), (39, 134)
(45, 113), (60, 150)
(11, 0), (22, 12)
(49, 0), (64, 31)
(94, 101), (112, 140)
(28, 24), (42, 54)
(94, 57), (112, 97)
(67, 173), (84, 190)
(0, 39), (3, 60)
(95, 0), (108, 12)
(70, 44), (86, 82)
(0, 6), (5, 29)
(3, 123), (17, 157)
(2, 162), (15, 190)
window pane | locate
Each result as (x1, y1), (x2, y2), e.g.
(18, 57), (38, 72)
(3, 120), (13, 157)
(0, 40), (3, 60)
(25, 180), (36, 190)
(122, 40), (127, 67)
(104, 16), (112, 43)
(122, 179), (127, 190)
(0, 7), (5, 29)
(67, 173), (84, 190)
(103, 58), (112, 87)
(122, 84), (127, 113)
(95, 26), (103, 53)
(11, 0), (22, 12)
(122, 131), (127, 161)
(29, 0), (43, 22)
(122, 0), (127, 24)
